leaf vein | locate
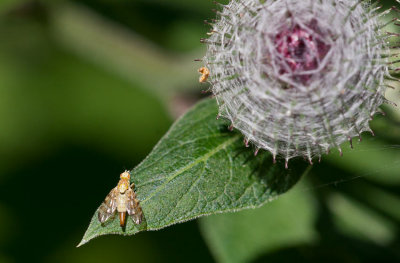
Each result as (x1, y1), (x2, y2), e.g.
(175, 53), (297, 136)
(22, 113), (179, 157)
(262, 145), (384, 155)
(142, 135), (241, 204)
(157, 163), (205, 224)
(135, 133), (231, 176)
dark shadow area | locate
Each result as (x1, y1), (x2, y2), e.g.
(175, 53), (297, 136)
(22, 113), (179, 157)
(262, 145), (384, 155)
(0, 144), (214, 263)
(252, 238), (399, 263)
(1, 0), (399, 262)
(251, 160), (400, 263)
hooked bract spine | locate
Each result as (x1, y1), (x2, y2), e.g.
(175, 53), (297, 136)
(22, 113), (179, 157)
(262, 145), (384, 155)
(201, 0), (400, 167)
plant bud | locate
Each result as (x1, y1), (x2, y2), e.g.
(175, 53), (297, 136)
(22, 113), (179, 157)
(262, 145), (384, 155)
(203, 0), (399, 166)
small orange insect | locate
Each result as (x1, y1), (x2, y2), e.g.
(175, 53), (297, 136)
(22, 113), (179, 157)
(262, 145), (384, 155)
(198, 67), (210, 83)
(98, 171), (142, 227)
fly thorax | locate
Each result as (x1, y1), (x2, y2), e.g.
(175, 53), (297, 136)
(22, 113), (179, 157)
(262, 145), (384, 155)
(117, 179), (129, 194)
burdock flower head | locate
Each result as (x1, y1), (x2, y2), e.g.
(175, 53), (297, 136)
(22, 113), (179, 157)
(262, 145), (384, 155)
(202, 0), (399, 167)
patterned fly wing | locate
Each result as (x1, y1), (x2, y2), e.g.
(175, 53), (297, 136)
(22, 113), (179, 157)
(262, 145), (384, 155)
(126, 188), (142, 225)
(98, 187), (118, 224)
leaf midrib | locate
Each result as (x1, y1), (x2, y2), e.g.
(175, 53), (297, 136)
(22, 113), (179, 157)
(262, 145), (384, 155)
(142, 134), (241, 204)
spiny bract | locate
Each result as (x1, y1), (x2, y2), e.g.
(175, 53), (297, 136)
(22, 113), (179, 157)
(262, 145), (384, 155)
(202, 0), (399, 167)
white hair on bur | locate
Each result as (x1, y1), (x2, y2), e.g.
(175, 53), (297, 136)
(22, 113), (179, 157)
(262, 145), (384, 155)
(203, 0), (398, 167)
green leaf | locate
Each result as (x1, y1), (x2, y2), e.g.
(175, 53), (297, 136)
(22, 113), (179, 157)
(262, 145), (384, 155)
(325, 139), (400, 185)
(199, 180), (318, 263)
(328, 193), (397, 245)
(78, 98), (309, 246)
(0, 0), (24, 14)
(49, 2), (203, 101)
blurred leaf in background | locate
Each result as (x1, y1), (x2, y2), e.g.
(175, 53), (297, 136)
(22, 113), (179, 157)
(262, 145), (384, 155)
(199, 181), (318, 263)
(0, 0), (213, 262)
(0, 0), (400, 263)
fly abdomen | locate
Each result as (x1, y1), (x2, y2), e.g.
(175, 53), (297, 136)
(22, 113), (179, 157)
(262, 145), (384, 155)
(116, 193), (127, 212)
(119, 212), (127, 227)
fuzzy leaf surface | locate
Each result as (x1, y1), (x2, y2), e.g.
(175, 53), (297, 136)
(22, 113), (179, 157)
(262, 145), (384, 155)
(79, 98), (309, 246)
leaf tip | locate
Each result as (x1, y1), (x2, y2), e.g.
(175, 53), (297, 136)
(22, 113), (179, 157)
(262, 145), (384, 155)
(77, 227), (92, 247)
(76, 239), (87, 248)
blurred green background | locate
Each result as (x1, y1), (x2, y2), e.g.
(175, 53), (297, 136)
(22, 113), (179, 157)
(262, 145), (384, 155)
(0, 0), (400, 262)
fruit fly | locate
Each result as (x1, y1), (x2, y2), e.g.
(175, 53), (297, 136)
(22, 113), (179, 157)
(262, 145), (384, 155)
(198, 67), (210, 83)
(98, 171), (142, 227)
